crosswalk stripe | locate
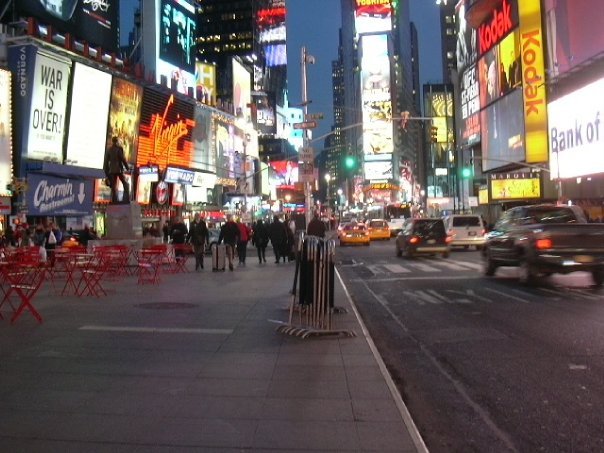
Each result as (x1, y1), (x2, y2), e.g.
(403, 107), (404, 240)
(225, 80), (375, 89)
(434, 260), (473, 271)
(452, 261), (484, 271)
(406, 262), (440, 272)
(382, 264), (411, 273)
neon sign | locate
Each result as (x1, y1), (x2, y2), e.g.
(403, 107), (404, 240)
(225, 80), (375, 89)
(478, 0), (515, 55)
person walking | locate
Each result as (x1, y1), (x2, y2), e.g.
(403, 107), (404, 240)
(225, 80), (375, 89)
(170, 217), (188, 258)
(103, 136), (130, 203)
(307, 212), (326, 238)
(187, 213), (209, 271)
(218, 214), (240, 271)
(251, 219), (269, 264)
(236, 219), (251, 266)
(268, 215), (288, 264)
(44, 222), (60, 267)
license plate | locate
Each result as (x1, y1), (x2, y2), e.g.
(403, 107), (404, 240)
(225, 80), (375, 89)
(574, 255), (594, 263)
(427, 239), (436, 244)
(468, 231), (476, 236)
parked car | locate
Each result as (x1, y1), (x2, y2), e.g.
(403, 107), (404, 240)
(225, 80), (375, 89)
(395, 218), (451, 258)
(339, 223), (370, 246)
(444, 214), (486, 249)
(483, 204), (604, 286)
(367, 219), (390, 240)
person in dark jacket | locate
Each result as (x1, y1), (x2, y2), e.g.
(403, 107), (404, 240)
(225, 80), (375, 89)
(307, 212), (326, 238)
(251, 219), (269, 264)
(187, 213), (209, 270)
(268, 216), (288, 264)
(170, 217), (188, 257)
(218, 215), (240, 271)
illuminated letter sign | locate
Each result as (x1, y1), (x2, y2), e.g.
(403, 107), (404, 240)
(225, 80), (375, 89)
(478, 0), (515, 54)
(519, 0), (548, 163)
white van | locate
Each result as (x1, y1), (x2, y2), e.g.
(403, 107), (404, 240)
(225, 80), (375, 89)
(443, 214), (486, 249)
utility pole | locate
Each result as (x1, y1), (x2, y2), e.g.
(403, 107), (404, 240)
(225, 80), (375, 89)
(301, 46), (315, 228)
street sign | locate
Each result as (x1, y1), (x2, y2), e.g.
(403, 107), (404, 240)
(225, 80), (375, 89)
(305, 113), (324, 121)
(293, 120), (317, 130)
(299, 147), (314, 163)
(298, 162), (315, 183)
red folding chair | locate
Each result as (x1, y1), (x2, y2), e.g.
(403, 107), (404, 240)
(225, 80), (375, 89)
(1, 265), (46, 324)
(135, 249), (162, 285)
(172, 244), (192, 273)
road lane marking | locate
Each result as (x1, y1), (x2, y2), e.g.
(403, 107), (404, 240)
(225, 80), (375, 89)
(453, 261), (484, 271)
(484, 288), (529, 303)
(366, 264), (385, 275)
(79, 326), (233, 334)
(436, 260), (474, 271)
(382, 264), (411, 273)
(351, 275), (482, 283)
(406, 262), (440, 272)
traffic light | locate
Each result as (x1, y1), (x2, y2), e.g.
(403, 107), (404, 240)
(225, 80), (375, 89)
(461, 167), (472, 179)
(430, 126), (438, 143)
(344, 155), (356, 170)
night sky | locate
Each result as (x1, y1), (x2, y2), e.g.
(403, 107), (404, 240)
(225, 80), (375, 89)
(119, 0), (442, 142)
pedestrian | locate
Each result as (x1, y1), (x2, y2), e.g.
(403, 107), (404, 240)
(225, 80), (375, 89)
(187, 213), (209, 271)
(307, 212), (326, 238)
(103, 136), (130, 203)
(44, 221), (60, 267)
(251, 219), (269, 264)
(162, 223), (169, 243)
(170, 216), (188, 258)
(218, 214), (240, 271)
(236, 218), (251, 265)
(268, 215), (288, 264)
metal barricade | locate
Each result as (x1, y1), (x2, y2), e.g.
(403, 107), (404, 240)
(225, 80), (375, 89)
(277, 233), (355, 338)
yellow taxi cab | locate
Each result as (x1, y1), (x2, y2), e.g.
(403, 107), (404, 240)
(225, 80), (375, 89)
(367, 219), (390, 240)
(339, 223), (370, 246)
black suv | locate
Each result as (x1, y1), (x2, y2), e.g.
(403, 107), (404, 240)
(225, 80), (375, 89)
(395, 218), (451, 258)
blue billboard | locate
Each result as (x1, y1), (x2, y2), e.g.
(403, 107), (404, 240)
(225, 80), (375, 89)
(25, 173), (94, 216)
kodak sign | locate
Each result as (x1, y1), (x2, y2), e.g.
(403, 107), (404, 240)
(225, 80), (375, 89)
(519, 0), (548, 163)
(478, 0), (517, 55)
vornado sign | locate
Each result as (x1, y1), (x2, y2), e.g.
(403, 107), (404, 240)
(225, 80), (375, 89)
(478, 0), (518, 54)
(518, 0), (548, 163)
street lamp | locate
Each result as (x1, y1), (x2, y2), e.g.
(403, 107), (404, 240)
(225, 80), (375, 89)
(324, 173), (331, 208)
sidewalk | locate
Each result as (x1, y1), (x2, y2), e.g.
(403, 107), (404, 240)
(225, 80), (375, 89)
(0, 254), (427, 452)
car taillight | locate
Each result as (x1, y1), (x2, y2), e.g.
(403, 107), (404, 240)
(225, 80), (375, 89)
(535, 238), (553, 250)
(481, 229), (486, 235)
(445, 235), (453, 244)
(409, 236), (420, 245)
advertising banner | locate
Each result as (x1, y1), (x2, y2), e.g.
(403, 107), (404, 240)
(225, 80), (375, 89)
(269, 160), (298, 187)
(364, 160), (393, 181)
(195, 62), (216, 105)
(489, 172), (541, 200)
(548, 77), (604, 179)
(456, 0), (478, 73)
(66, 63), (112, 169)
(0, 70), (13, 196)
(214, 118), (235, 179)
(518, 0), (548, 164)
(360, 33), (393, 157)
(171, 183), (185, 206)
(137, 88), (195, 170)
(477, 0), (518, 56)
(232, 58), (251, 122)
(480, 88), (525, 171)
(25, 173), (93, 216)
(106, 78), (143, 164)
(16, 0), (119, 52)
(192, 106), (214, 172)
(544, 0), (604, 77)
(354, 0), (392, 34)
(253, 92), (277, 135)
(164, 166), (194, 185)
(136, 178), (152, 205)
(458, 64), (481, 145)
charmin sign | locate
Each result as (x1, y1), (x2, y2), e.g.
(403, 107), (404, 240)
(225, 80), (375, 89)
(25, 173), (93, 216)
(478, 0), (518, 55)
(519, 0), (548, 164)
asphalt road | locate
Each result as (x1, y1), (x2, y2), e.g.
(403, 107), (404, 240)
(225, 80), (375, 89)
(335, 238), (604, 453)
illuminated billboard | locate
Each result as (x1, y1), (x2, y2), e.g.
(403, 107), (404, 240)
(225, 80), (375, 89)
(106, 78), (143, 165)
(214, 117), (235, 179)
(269, 160), (298, 187)
(9, 47), (72, 163)
(136, 89), (196, 170)
(478, 30), (520, 109)
(360, 34), (393, 157)
(192, 106), (214, 172)
(480, 88), (525, 171)
(548, 77), (604, 179)
(477, 0), (518, 56)
(195, 62), (216, 105)
(258, 1), (287, 67)
(544, 0), (604, 77)
(489, 172), (541, 201)
(355, 0), (392, 34)
(253, 92), (277, 135)
(456, 0), (478, 72)
(15, 0), (119, 52)
(66, 63), (112, 169)
(364, 160), (393, 181)
(0, 70), (12, 196)
(232, 58), (252, 122)
(265, 44), (287, 67)
(458, 64), (481, 146)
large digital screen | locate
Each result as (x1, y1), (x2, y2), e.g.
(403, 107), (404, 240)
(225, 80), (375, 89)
(233, 58), (252, 122)
(360, 34), (393, 157)
(478, 30), (521, 109)
(456, 0), (478, 72)
(27, 51), (71, 162)
(253, 92), (277, 135)
(16, 0), (119, 52)
(480, 88), (525, 171)
(159, 0), (196, 74)
(489, 172), (541, 201)
(195, 62), (216, 105)
(0, 70), (13, 196)
(548, 77), (604, 179)
(137, 88), (196, 170)
(265, 44), (287, 67)
(544, 0), (604, 77)
(257, 2), (286, 43)
(214, 118), (235, 179)
(355, 0), (392, 34)
(66, 63), (112, 169)
(458, 64), (481, 146)
(106, 78), (143, 165)
(269, 160), (298, 187)
(364, 160), (393, 181)
(192, 106), (214, 172)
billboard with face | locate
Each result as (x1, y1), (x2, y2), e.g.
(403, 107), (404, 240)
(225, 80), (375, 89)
(478, 30), (520, 110)
(106, 78), (143, 165)
(480, 88), (525, 171)
(269, 160), (298, 188)
(15, 0), (119, 52)
(456, 0), (478, 72)
(66, 63), (112, 169)
(360, 33), (393, 157)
